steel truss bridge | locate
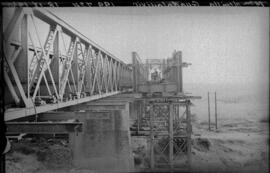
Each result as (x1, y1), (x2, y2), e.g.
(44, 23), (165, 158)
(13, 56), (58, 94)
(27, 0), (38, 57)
(3, 8), (133, 121)
(2, 8), (200, 171)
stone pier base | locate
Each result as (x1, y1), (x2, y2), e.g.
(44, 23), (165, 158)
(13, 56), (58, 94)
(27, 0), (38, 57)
(69, 102), (134, 173)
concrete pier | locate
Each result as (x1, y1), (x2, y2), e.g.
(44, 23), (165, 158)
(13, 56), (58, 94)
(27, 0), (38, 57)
(68, 99), (134, 172)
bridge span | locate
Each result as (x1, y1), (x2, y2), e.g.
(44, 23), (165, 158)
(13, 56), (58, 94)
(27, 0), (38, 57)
(3, 8), (133, 121)
(2, 8), (199, 172)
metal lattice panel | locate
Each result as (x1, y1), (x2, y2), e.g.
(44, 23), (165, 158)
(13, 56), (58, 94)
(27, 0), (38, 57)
(147, 100), (192, 170)
(3, 8), (134, 121)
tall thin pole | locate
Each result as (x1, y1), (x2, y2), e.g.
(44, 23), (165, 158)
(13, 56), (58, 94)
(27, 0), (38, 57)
(149, 105), (154, 169)
(169, 104), (174, 169)
(175, 51), (183, 93)
(137, 101), (139, 134)
(207, 92), (211, 131)
(215, 92), (217, 130)
(132, 52), (137, 92)
(186, 100), (192, 171)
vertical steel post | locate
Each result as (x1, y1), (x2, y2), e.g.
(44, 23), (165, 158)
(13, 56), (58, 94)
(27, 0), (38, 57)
(146, 59), (149, 81)
(175, 51), (183, 93)
(162, 59), (166, 80)
(49, 26), (60, 95)
(132, 52), (137, 92)
(215, 92), (217, 130)
(169, 104), (174, 169)
(179, 52), (183, 93)
(16, 13), (29, 97)
(149, 104), (154, 169)
(69, 38), (79, 94)
(208, 92), (211, 131)
(186, 100), (191, 170)
(137, 101), (140, 134)
(166, 58), (170, 81)
(85, 46), (92, 94)
(176, 105), (180, 121)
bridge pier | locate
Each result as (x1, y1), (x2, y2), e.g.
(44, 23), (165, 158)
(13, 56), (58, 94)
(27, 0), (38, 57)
(67, 101), (134, 172)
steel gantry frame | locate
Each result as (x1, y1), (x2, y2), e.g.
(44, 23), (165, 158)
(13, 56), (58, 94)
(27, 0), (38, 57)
(129, 50), (200, 171)
(132, 51), (192, 96)
(148, 98), (192, 170)
(3, 8), (133, 121)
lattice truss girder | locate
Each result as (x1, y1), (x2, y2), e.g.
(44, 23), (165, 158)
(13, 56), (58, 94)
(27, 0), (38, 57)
(151, 137), (188, 165)
(132, 52), (148, 91)
(149, 104), (188, 134)
(3, 8), (133, 109)
(138, 104), (187, 132)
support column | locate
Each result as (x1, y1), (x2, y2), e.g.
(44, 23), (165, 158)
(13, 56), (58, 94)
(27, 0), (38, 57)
(132, 52), (138, 92)
(169, 104), (174, 169)
(175, 51), (183, 93)
(186, 101), (191, 170)
(69, 102), (134, 172)
(149, 105), (154, 169)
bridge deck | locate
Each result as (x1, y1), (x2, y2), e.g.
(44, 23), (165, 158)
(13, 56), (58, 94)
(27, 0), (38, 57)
(5, 91), (121, 121)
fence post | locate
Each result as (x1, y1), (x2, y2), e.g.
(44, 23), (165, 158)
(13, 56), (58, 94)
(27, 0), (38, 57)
(208, 92), (211, 131)
(215, 92), (217, 130)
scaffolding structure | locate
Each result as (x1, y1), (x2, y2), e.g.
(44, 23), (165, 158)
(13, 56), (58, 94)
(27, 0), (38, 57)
(131, 50), (200, 171)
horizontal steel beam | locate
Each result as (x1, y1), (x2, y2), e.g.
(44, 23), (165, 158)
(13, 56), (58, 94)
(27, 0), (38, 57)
(10, 41), (67, 59)
(130, 130), (188, 137)
(136, 95), (201, 100)
(5, 91), (121, 121)
(6, 122), (83, 134)
(93, 99), (131, 103)
(106, 93), (140, 97)
(86, 102), (128, 106)
(78, 105), (126, 111)
(138, 82), (177, 93)
(38, 110), (113, 121)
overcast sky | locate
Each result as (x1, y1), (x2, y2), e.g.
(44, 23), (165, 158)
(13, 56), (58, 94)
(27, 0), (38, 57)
(47, 7), (269, 86)
(4, 7), (269, 87)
